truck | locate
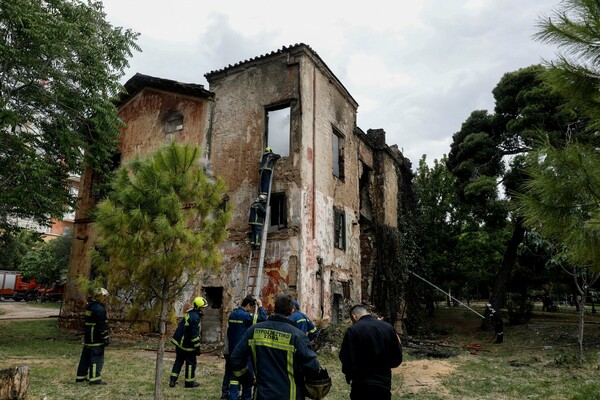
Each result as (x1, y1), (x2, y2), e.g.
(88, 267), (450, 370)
(0, 270), (41, 301)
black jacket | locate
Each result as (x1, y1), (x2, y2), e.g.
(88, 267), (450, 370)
(231, 314), (320, 400)
(339, 315), (402, 389)
(170, 308), (202, 352)
(83, 300), (109, 347)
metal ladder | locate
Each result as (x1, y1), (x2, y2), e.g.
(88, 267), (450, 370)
(245, 165), (275, 297)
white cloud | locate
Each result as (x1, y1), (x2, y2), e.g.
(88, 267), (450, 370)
(100, 0), (562, 167)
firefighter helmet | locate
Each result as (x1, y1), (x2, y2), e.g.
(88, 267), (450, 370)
(258, 194), (267, 203)
(95, 287), (109, 297)
(305, 368), (332, 399)
(265, 147), (272, 152)
(193, 296), (208, 309)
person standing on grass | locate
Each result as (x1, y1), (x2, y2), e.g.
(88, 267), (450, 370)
(221, 295), (267, 400)
(76, 287), (110, 385)
(169, 296), (208, 388)
(230, 293), (324, 400)
(486, 304), (504, 344)
(339, 304), (403, 400)
(290, 300), (319, 343)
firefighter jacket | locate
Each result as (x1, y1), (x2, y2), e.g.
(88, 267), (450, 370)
(224, 306), (267, 355)
(339, 314), (402, 390)
(248, 201), (266, 226)
(290, 310), (318, 342)
(83, 300), (109, 347)
(170, 308), (202, 352)
(231, 314), (321, 400)
(259, 151), (281, 172)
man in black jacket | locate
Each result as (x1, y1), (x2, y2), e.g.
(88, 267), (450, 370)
(76, 287), (110, 385)
(339, 304), (403, 400)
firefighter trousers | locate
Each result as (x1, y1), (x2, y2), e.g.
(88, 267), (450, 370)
(170, 347), (197, 384)
(76, 345), (105, 383)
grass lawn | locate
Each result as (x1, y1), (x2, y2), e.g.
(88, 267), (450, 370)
(2, 305), (600, 399)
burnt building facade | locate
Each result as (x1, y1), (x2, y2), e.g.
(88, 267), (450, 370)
(64, 44), (411, 340)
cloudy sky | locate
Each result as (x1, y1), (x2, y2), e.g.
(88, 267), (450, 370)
(100, 0), (562, 167)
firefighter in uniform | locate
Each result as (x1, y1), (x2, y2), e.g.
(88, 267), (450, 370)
(231, 293), (323, 400)
(76, 287), (110, 385)
(258, 147), (281, 196)
(221, 295), (267, 400)
(248, 196), (267, 250)
(169, 296), (208, 388)
(290, 300), (319, 343)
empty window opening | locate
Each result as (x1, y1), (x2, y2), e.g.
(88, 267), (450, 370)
(203, 287), (223, 309)
(334, 207), (346, 250)
(269, 192), (287, 230)
(266, 106), (290, 157)
(165, 112), (184, 134)
(332, 128), (345, 180)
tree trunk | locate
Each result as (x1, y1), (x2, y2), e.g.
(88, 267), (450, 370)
(577, 287), (586, 368)
(0, 365), (29, 400)
(490, 218), (526, 310)
(153, 294), (170, 400)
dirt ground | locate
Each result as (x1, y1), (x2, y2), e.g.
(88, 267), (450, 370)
(396, 359), (456, 395)
(0, 300), (60, 320)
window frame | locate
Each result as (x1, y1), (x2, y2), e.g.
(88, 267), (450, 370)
(333, 207), (346, 250)
(332, 127), (345, 181)
(265, 103), (291, 157)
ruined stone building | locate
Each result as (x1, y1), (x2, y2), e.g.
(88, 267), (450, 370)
(64, 44), (412, 341)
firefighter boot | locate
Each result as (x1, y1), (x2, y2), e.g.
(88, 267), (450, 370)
(169, 377), (177, 387)
(185, 381), (200, 388)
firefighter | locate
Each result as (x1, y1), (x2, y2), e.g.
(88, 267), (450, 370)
(231, 293), (324, 400)
(169, 296), (208, 388)
(486, 304), (504, 344)
(248, 196), (267, 250)
(290, 300), (319, 343)
(76, 287), (110, 385)
(221, 295), (267, 400)
(259, 147), (281, 196)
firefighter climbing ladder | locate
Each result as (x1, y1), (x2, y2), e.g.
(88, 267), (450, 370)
(245, 165), (275, 297)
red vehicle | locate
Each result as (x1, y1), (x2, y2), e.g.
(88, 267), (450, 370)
(0, 271), (41, 301)
(37, 280), (66, 302)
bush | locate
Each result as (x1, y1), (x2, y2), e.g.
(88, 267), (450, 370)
(506, 294), (534, 324)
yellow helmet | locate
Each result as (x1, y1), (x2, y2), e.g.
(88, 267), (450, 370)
(193, 296), (208, 309)
(265, 147), (272, 152)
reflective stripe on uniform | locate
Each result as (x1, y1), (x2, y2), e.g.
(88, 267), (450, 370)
(248, 328), (296, 399)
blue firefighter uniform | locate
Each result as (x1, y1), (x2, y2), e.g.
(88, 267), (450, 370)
(76, 299), (110, 384)
(290, 308), (319, 342)
(223, 305), (267, 400)
(170, 307), (202, 387)
(231, 314), (321, 400)
(259, 148), (281, 196)
(248, 200), (266, 250)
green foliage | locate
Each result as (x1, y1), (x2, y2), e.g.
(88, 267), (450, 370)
(535, 0), (600, 129)
(506, 293), (534, 324)
(93, 142), (231, 320)
(518, 142), (600, 272)
(19, 232), (72, 283)
(0, 0), (139, 233)
(0, 228), (42, 270)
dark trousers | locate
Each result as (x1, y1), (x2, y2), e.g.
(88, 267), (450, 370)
(350, 384), (391, 400)
(170, 347), (197, 384)
(76, 345), (105, 383)
(222, 355), (253, 400)
(250, 225), (262, 249)
(260, 170), (272, 195)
